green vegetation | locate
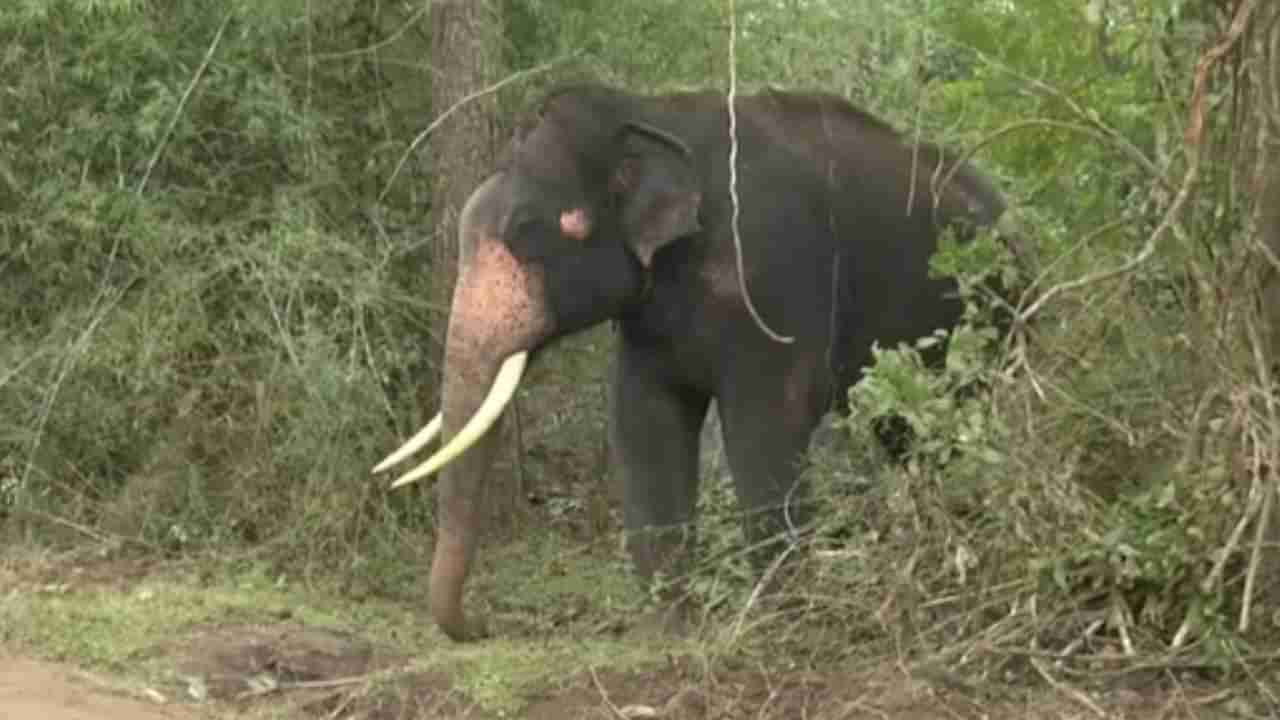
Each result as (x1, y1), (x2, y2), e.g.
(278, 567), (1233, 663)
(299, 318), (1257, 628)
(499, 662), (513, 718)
(0, 552), (668, 715)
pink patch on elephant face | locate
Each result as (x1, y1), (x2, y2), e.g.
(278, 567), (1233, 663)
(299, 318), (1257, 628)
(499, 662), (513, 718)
(446, 236), (550, 373)
(559, 208), (591, 240)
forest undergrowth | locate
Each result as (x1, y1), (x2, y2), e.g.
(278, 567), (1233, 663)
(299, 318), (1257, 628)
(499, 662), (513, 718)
(3, 1), (1280, 717)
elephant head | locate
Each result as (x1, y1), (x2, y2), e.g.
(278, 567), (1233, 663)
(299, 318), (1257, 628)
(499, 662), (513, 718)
(372, 87), (703, 641)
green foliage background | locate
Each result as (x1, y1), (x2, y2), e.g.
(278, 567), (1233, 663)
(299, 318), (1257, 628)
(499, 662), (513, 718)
(3, 0), (1273, 659)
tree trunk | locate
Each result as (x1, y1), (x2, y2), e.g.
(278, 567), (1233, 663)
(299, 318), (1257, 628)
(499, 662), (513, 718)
(1239, 0), (1280, 628)
(429, 0), (524, 534)
(429, 0), (502, 302)
(1257, 7), (1280, 370)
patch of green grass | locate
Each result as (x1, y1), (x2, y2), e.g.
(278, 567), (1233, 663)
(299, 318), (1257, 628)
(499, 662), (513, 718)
(477, 530), (643, 622)
(2, 565), (299, 669)
(3, 578), (232, 670)
(0, 536), (677, 717)
(383, 529), (674, 715)
(434, 637), (669, 717)
(0, 559), (409, 668)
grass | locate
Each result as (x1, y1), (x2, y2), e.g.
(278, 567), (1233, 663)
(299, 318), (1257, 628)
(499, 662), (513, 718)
(0, 535), (674, 717)
(440, 638), (670, 715)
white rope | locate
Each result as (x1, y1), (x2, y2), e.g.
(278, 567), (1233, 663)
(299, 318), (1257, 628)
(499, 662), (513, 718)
(727, 0), (793, 344)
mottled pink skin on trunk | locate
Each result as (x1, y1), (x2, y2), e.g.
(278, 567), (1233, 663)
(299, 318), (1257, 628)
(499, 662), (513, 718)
(428, 231), (549, 642)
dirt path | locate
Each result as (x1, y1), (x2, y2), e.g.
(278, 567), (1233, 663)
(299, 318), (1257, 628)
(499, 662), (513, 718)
(0, 657), (195, 720)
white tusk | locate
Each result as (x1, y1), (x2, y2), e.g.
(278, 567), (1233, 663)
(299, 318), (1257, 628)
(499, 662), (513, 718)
(389, 351), (528, 489)
(371, 413), (442, 475)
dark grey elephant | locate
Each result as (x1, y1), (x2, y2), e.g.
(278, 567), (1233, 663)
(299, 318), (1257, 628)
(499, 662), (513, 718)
(373, 83), (1019, 641)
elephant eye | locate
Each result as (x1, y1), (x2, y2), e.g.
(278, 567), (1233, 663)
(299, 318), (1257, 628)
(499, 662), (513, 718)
(559, 208), (591, 241)
(505, 215), (563, 261)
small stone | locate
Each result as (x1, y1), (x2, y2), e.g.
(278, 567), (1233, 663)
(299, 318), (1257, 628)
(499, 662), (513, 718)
(142, 688), (167, 704)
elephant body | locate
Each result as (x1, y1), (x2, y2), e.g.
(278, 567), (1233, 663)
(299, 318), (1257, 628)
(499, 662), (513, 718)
(375, 83), (1016, 641)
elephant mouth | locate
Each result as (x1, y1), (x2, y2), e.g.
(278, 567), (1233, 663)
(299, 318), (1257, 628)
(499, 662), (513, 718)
(371, 350), (528, 487)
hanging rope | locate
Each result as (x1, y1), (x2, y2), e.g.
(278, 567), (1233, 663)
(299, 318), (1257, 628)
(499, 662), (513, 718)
(727, 0), (793, 344)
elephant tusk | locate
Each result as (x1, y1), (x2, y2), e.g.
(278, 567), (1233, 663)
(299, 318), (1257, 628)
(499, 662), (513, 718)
(389, 351), (528, 489)
(371, 413), (443, 474)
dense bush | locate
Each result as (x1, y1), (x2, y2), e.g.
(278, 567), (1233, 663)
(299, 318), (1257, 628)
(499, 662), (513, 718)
(0, 1), (445, 583)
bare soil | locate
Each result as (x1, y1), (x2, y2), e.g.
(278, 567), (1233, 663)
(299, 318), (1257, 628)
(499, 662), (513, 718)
(0, 555), (1255, 720)
(0, 629), (1239, 720)
(0, 657), (194, 720)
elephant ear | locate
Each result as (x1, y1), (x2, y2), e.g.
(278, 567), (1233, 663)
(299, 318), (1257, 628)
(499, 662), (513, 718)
(610, 122), (702, 267)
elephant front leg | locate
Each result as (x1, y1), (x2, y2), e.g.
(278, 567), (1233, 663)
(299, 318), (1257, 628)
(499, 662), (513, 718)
(608, 345), (710, 631)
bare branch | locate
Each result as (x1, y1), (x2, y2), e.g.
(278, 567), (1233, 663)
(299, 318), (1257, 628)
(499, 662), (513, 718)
(589, 666), (633, 720)
(137, 11), (232, 196)
(940, 118), (1167, 195)
(378, 58), (565, 203)
(1019, 0), (1259, 325)
(311, 2), (431, 61)
(1185, 0), (1260, 148)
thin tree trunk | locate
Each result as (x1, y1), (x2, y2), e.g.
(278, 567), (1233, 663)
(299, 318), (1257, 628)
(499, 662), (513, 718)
(1241, 0), (1280, 625)
(429, 0), (524, 534)
(429, 0), (502, 304)
(1258, 9), (1280, 368)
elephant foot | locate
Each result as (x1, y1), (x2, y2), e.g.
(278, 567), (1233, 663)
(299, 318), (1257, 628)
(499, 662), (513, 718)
(462, 617), (491, 641)
(438, 614), (490, 643)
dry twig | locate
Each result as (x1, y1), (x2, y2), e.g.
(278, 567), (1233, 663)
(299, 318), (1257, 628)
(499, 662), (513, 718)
(379, 59), (564, 202)
(1029, 655), (1107, 718)
(137, 11), (231, 196)
(1017, 0), (1258, 326)
(234, 672), (380, 700)
(589, 665), (636, 720)
(1239, 305), (1280, 633)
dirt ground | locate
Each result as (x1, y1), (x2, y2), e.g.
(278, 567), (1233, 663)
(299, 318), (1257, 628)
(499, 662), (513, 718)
(0, 628), (1243, 720)
(0, 645), (1066, 720)
(0, 656), (194, 720)
(0, 553), (1262, 720)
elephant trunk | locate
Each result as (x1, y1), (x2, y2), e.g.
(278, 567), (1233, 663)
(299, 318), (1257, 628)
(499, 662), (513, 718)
(428, 363), (503, 640)
(372, 173), (546, 642)
(428, 237), (546, 640)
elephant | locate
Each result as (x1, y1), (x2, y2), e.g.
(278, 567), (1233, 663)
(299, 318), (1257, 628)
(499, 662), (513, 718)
(373, 83), (1022, 641)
